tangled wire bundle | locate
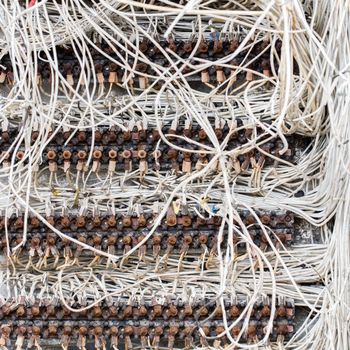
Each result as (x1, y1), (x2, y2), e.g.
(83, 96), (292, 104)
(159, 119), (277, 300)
(0, 0), (348, 349)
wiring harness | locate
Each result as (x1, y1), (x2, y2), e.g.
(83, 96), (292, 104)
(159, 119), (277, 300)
(0, 0), (348, 349)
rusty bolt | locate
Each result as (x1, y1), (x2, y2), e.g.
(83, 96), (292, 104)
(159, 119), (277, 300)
(107, 235), (117, 245)
(277, 233), (287, 243)
(46, 216), (55, 226)
(216, 325), (225, 335)
(95, 130), (102, 142)
(184, 305), (192, 316)
(201, 326), (210, 336)
(136, 63), (148, 73)
(93, 149), (102, 159)
(94, 326), (103, 336)
(284, 214), (292, 223)
(47, 235), (56, 246)
(124, 326), (133, 336)
(123, 130), (131, 141)
(61, 216), (70, 228)
(277, 324), (289, 335)
(230, 305), (240, 318)
(16, 151), (25, 160)
(76, 216), (85, 228)
(184, 326), (193, 335)
(30, 217), (40, 228)
(247, 324), (256, 337)
(167, 235), (177, 245)
(182, 216), (192, 227)
(109, 149), (117, 159)
(122, 216), (131, 227)
(77, 150), (87, 160)
(14, 217), (24, 229)
(17, 326), (26, 335)
(31, 305), (40, 316)
(138, 215), (146, 227)
(78, 235), (87, 244)
(261, 215), (271, 225)
(107, 215), (116, 227)
(46, 305), (56, 316)
(79, 326), (88, 335)
(48, 325), (57, 336)
(77, 132), (86, 143)
(154, 326), (163, 336)
(31, 236), (41, 246)
(122, 236), (132, 245)
(139, 40), (148, 53)
(139, 326), (148, 336)
(32, 326), (41, 336)
(199, 234), (208, 244)
(183, 42), (193, 53)
(123, 305), (133, 318)
(92, 306), (102, 318)
(92, 216), (101, 227)
(198, 151), (207, 159)
(183, 235), (192, 244)
(198, 41), (208, 53)
(137, 149), (147, 159)
(167, 216), (177, 227)
(168, 304), (178, 317)
(47, 150), (56, 160)
(169, 326), (179, 335)
(214, 306), (223, 317)
(153, 235), (161, 245)
(153, 305), (162, 317)
(16, 305), (26, 317)
(110, 326), (118, 335)
(31, 131), (39, 142)
(167, 149), (177, 159)
(62, 150), (71, 159)
(199, 306), (208, 317)
(232, 325), (241, 336)
(261, 305), (270, 317)
(277, 306), (287, 317)
(139, 305), (148, 317)
(182, 151), (191, 159)
(109, 306), (118, 317)
(122, 150), (132, 159)
(93, 235), (102, 245)
(198, 129), (207, 140)
(245, 215), (255, 225)
(137, 235), (145, 244)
